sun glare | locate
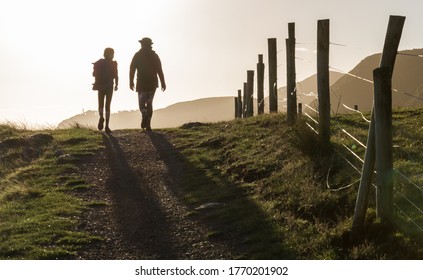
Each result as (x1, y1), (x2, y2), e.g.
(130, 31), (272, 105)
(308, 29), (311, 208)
(2, 0), (423, 128)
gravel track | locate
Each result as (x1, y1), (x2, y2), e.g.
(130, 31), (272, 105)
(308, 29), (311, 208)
(76, 130), (235, 259)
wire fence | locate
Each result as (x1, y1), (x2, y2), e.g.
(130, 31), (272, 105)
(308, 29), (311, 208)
(236, 32), (423, 234)
(256, 43), (423, 110)
(302, 64), (423, 233)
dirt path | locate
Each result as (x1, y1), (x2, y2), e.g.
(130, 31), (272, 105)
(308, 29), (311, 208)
(76, 130), (235, 259)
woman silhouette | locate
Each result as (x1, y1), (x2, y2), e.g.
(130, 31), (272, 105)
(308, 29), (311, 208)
(92, 47), (119, 133)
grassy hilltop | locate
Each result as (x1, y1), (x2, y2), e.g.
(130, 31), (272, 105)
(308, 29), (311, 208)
(0, 108), (422, 259)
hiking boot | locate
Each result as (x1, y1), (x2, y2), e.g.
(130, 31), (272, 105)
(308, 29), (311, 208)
(146, 118), (152, 131)
(141, 118), (147, 129)
(105, 126), (112, 133)
(98, 117), (104, 130)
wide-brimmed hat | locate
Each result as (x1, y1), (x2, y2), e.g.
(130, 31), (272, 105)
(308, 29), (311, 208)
(139, 37), (153, 45)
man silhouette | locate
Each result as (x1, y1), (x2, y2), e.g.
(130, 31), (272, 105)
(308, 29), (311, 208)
(130, 37), (166, 131)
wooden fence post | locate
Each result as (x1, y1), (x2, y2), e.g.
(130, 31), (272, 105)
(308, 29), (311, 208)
(351, 109), (376, 238)
(351, 15), (405, 238)
(317, 19), (330, 148)
(374, 67), (394, 223)
(257, 54), (265, 115)
(268, 38), (278, 113)
(243, 82), (247, 118)
(380, 16), (407, 78)
(235, 97), (239, 119)
(286, 22), (297, 125)
(238, 89), (243, 118)
(247, 70), (254, 117)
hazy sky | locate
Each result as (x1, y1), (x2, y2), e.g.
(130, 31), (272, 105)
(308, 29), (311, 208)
(1, 0), (422, 127)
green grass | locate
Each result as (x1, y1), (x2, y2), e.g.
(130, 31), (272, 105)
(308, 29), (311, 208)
(0, 125), (103, 259)
(165, 108), (423, 259)
(1, 108), (422, 259)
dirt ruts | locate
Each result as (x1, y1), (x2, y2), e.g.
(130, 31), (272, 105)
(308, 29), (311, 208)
(75, 130), (235, 259)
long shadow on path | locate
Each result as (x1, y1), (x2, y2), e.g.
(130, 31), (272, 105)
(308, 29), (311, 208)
(147, 131), (294, 259)
(102, 132), (178, 259)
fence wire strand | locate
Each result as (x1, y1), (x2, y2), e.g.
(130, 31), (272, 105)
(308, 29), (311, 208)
(303, 100), (422, 231)
(237, 38), (423, 233)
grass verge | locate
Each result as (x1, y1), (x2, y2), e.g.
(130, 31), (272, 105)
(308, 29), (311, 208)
(0, 125), (103, 259)
(165, 108), (423, 259)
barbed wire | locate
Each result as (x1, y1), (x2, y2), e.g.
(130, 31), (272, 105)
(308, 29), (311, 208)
(307, 110), (366, 192)
(397, 53), (423, 58)
(271, 45), (423, 104)
(341, 128), (367, 148)
(329, 65), (374, 84)
(303, 102), (422, 232)
(342, 104), (372, 123)
(395, 188), (423, 217)
(296, 46), (423, 104)
(329, 64), (423, 104)
(330, 42), (348, 47)
(236, 39), (423, 232)
(394, 204), (423, 232)
(394, 169), (423, 193)
(326, 154), (361, 192)
(304, 103), (318, 114)
(401, 92), (423, 102)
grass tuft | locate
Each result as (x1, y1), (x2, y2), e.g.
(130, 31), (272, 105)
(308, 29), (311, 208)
(0, 125), (103, 259)
(1, 108), (422, 259)
(167, 109), (423, 259)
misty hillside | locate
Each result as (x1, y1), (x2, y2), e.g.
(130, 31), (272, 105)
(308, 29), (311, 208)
(58, 97), (236, 129)
(58, 73), (344, 130)
(58, 49), (423, 129)
(330, 48), (423, 113)
(275, 71), (344, 112)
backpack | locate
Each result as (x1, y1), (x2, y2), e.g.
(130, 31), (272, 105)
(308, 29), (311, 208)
(92, 59), (109, 90)
(92, 59), (102, 90)
(92, 59), (117, 91)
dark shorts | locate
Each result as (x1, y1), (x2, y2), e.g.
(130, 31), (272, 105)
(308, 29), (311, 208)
(98, 88), (113, 99)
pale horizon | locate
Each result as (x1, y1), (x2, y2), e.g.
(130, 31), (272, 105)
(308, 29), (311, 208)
(1, 0), (423, 128)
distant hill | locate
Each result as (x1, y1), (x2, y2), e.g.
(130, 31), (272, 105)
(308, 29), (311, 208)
(57, 97), (237, 129)
(58, 49), (423, 129)
(274, 71), (344, 112)
(329, 48), (423, 113)
(58, 73), (344, 130)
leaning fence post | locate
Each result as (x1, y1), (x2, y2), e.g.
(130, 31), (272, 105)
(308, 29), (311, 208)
(374, 67), (394, 223)
(286, 22), (297, 125)
(317, 19), (330, 149)
(351, 15), (405, 239)
(268, 38), (278, 113)
(351, 109), (376, 238)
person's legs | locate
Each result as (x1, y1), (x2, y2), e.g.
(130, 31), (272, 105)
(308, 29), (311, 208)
(138, 90), (156, 130)
(145, 90), (156, 130)
(138, 92), (148, 129)
(104, 90), (113, 132)
(97, 90), (106, 130)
